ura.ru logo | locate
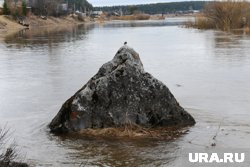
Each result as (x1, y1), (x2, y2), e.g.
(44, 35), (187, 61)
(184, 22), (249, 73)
(189, 153), (245, 163)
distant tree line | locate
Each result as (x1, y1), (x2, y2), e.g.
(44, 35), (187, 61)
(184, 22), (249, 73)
(68, 0), (93, 12)
(94, 1), (207, 15)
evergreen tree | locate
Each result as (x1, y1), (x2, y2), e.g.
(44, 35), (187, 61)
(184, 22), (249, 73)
(22, 0), (27, 16)
(3, 1), (10, 15)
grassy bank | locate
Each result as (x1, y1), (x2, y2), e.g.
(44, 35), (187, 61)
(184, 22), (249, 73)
(28, 14), (88, 27)
(0, 15), (25, 39)
(111, 14), (150, 21)
(0, 15), (24, 29)
(0, 14), (88, 39)
(187, 1), (250, 32)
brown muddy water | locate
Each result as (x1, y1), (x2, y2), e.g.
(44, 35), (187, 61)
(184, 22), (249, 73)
(0, 18), (250, 166)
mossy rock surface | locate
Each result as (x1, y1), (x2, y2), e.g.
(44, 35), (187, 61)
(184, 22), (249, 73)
(49, 46), (195, 133)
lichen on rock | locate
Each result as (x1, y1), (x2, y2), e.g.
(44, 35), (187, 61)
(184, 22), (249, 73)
(49, 46), (195, 133)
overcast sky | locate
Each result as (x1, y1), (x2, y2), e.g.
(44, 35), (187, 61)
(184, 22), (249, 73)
(88, 0), (197, 7)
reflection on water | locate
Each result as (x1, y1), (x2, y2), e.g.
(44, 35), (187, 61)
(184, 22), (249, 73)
(56, 135), (178, 166)
(94, 18), (187, 29)
(212, 32), (250, 64)
(0, 19), (250, 166)
(4, 24), (95, 49)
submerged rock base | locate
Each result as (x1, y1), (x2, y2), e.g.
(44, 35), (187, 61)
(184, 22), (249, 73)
(49, 46), (195, 134)
(79, 125), (190, 140)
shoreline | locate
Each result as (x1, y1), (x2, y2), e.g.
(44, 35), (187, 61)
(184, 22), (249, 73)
(0, 15), (93, 39)
(0, 14), (195, 40)
(0, 15), (25, 39)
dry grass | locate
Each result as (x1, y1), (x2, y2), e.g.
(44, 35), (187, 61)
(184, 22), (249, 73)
(28, 14), (84, 27)
(150, 14), (166, 20)
(111, 14), (150, 20)
(188, 1), (250, 31)
(0, 126), (28, 167)
(80, 124), (189, 140)
(0, 127), (16, 161)
(0, 15), (24, 30)
(186, 14), (215, 29)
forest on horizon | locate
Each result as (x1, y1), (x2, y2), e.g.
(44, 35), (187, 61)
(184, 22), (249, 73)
(94, 1), (208, 14)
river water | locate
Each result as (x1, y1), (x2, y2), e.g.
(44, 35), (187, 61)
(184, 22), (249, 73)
(0, 18), (250, 166)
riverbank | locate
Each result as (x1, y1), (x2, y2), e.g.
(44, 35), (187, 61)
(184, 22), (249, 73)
(96, 13), (197, 22)
(0, 14), (174, 39)
(0, 14), (90, 39)
(0, 15), (25, 38)
(0, 13), (195, 38)
(28, 14), (89, 27)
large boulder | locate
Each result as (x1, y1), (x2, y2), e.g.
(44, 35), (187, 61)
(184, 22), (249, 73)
(49, 46), (195, 133)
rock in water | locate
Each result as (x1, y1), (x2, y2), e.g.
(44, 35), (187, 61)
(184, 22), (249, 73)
(49, 46), (195, 133)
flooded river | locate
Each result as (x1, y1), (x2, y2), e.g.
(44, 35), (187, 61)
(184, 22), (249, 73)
(0, 18), (250, 166)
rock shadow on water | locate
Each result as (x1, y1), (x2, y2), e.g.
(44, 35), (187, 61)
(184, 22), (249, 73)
(49, 45), (195, 139)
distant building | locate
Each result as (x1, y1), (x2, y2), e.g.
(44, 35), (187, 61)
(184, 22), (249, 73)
(58, 3), (68, 15)
(107, 11), (120, 17)
(59, 3), (67, 11)
(91, 10), (102, 17)
(119, 8), (123, 16)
